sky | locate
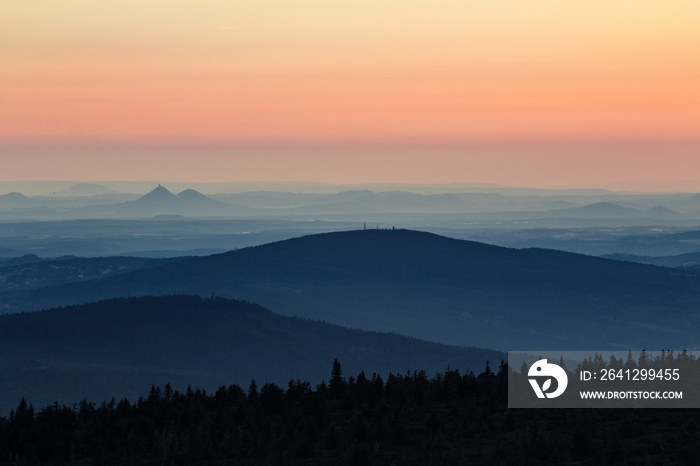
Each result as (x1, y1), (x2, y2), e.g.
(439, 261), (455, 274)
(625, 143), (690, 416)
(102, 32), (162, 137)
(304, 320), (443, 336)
(2, 1), (699, 189)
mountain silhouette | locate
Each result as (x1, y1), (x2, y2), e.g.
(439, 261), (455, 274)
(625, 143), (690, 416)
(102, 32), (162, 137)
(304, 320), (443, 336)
(0, 192), (36, 210)
(572, 202), (641, 217)
(56, 183), (116, 197)
(108, 185), (250, 218)
(177, 188), (211, 201)
(0, 294), (502, 413)
(3, 229), (700, 350)
(645, 205), (682, 219)
(134, 184), (176, 203)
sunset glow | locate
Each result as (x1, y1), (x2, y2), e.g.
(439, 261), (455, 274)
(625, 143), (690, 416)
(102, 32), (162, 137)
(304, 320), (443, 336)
(2, 1), (699, 187)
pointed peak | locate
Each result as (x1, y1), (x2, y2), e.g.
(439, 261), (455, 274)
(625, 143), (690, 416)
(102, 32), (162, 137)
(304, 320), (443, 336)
(147, 185), (175, 196)
(133, 185), (177, 203)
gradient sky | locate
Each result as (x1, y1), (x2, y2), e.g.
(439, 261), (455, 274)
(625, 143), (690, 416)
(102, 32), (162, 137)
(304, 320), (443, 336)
(2, 1), (699, 188)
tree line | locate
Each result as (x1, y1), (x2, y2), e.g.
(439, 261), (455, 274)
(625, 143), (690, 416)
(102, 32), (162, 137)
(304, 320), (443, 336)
(2, 359), (700, 465)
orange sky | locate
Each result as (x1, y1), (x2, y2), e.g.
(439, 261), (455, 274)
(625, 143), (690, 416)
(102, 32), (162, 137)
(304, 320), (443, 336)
(2, 1), (699, 187)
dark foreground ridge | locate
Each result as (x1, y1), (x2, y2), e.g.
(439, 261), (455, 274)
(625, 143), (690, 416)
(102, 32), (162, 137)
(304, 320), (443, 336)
(3, 229), (700, 350)
(0, 294), (501, 414)
(2, 361), (699, 465)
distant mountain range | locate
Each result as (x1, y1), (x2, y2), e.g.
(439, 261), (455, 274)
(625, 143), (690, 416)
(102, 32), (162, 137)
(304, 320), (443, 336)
(602, 252), (700, 269)
(92, 185), (251, 218)
(0, 294), (502, 414)
(211, 192), (686, 219)
(0, 192), (37, 210)
(4, 229), (700, 350)
(55, 183), (117, 197)
(0, 186), (250, 219)
(0, 185), (696, 221)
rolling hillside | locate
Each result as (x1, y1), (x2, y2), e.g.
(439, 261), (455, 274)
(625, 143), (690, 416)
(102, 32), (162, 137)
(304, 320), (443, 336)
(3, 229), (700, 350)
(0, 294), (501, 414)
